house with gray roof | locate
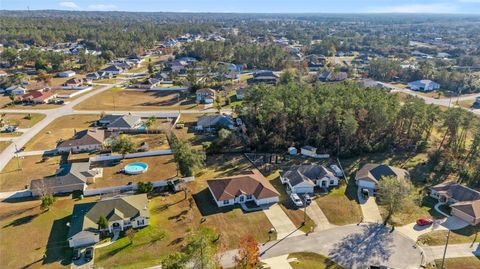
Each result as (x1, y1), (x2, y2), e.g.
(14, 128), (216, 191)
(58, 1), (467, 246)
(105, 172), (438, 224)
(68, 194), (149, 248)
(196, 114), (234, 131)
(355, 163), (409, 195)
(30, 161), (102, 196)
(429, 181), (480, 225)
(98, 114), (143, 131)
(57, 129), (108, 153)
(408, 80), (440, 92)
(280, 164), (338, 194)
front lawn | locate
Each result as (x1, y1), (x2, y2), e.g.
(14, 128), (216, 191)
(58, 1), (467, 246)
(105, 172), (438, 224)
(434, 257), (480, 269)
(1, 113), (45, 128)
(380, 196), (445, 226)
(288, 252), (343, 269)
(419, 225), (479, 246)
(315, 182), (362, 225)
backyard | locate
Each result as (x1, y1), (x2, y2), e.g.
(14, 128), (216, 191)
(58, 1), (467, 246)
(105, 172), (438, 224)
(24, 114), (100, 151)
(74, 88), (198, 111)
(0, 155), (62, 191)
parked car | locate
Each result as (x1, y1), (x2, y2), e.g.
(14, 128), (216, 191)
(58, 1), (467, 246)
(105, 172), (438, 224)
(303, 194), (312, 205)
(84, 247), (94, 262)
(290, 193), (303, 207)
(416, 218), (434, 226)
(329, 164), (344, 177)
(72, 248), (82, 260)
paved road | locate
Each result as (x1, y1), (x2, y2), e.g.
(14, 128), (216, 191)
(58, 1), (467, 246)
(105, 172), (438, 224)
(424, 243), (480, 261)
(220, 223), (423, 269)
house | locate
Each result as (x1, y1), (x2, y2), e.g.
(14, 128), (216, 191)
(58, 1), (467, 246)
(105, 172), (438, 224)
(196, 88), (216, 104)
(58, 70), (76, 78)
(248, 70), (279, 84)
(86, 72), (101, 81)
(196, 114), (234, 131)
(20, 90), (56, 103)
(68, 194), (149, 248)
(287, 146), (297, 155)
(0, 70), (7, 77)
(63, 78), (83, 87)
(355, 164), (409, 195)
(429, 181), (480, 225)
(207, 170), (280, 207)
(57, 129), (108, 153)
(408, 80), (440, 92)
(100, 65), (124, 76)
(301, 146), (317, 158)
(235, 88), (247, 100)
(318, 71), (348, 82)
(357, 79), (388, 90)
(281, 164), (339, 193)
(30, 161), (102, 196)
(6, 85), (28, 95)
(98, 114), (143, 131)
(132, 78), (161, 89)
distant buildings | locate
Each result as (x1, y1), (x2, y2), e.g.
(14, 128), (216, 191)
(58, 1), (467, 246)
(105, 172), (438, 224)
(196, 88), (216, 104)
(408, 80), (440, 92)
(58, 70), (76, 78)
(248, 70), (279, 84)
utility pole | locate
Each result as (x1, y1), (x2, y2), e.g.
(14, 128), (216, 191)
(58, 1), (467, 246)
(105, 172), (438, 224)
(439, 229), (451, 269)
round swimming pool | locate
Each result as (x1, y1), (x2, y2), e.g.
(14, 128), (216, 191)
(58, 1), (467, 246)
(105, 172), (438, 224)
(124, 162), (148, 175)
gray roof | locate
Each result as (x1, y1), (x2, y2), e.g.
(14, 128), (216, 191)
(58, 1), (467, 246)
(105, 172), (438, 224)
(30, 162), (94, 192)
(282, 164), (334, 187)
(57, 129), (106, 148)
(197, 115), (233, 128)
(107, 114), (141, 129)
(301, 145), (317, 152)
(430, 181), (480, 202)
(68, 194), (149, 239)
(355, 163), (409, 184)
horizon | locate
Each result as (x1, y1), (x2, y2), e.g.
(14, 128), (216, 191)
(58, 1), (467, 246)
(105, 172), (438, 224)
(1, 0), (480, 14)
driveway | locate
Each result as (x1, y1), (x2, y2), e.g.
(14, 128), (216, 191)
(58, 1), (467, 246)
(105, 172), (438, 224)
(70, 248), (94, 269)
(262, 254), (294, 269)
(358, 191), (383, 223)
(307, 201), (335, 231)
(397, 215), (470, 241)
(263, 204), (304, 239)
(424, 243), (480, 261)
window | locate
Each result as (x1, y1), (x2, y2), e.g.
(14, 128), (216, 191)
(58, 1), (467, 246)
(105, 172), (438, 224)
(247, 195), (253, 200)
(330, 180), (335, 185)
(137, 219), (145, 226)
(239, 196), (245, 202)
(223, 200), (229, 205)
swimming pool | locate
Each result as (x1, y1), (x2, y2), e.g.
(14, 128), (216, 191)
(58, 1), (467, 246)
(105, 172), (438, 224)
(124, 162), (149, 175)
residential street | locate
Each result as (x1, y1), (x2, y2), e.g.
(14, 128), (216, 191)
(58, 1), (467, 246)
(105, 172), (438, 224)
(424, 243), (480, 260)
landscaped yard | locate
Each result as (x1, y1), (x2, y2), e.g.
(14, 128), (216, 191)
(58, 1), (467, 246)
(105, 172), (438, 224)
(419, 225), (479, 246)
(288, 252), (343, 269)
(315, 182), (362, 225)
(1, 113), (45, 128)
(89, 155), (178, 189)
(379, 196), (444, 226)
(74, 88), (198, 111)
(434, 257), (480, 269)
(0, 196), (96, 269)
(0, 155), (61, 191)
(24, 114), (100, 151)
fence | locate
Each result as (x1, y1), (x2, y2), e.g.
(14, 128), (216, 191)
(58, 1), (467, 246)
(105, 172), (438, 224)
(89, 150), (172, 162)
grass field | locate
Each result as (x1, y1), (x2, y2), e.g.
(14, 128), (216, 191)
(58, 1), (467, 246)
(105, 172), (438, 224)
(24, 114), (100, 151)
(127, 133), (170, 151)
(0, 141), (11, 152)
(74, 88), (198, 111)
(315, 183), (363, 225)
(1, 113), (45, 128)
(434, 257), (480, 269)
(288, 252), (343, 269)
(0, 155), (61, 191)
(418, 225), (479, 246)
(380, 196), (444, 226)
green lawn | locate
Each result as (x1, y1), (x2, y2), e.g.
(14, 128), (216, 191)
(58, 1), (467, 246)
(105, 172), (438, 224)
(315, 182), (362, 225)
(435, 257), (480, 269)
(419, 225), (480, 246)
(379, 196), (444, 226)
(288, 252), (343, 269)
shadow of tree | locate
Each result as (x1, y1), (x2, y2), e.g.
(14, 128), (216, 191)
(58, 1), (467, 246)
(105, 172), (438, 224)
(3, 213), (39, 228)
(43, 215), (72, 266)
(328, 224), (393, 267)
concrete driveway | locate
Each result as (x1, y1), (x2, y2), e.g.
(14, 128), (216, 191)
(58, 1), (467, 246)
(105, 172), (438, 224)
(263, 204), (304, 239)
(262, 254), (294, 269)
(308, 201), (335, 231)
(358, 191), (383, 223)
(70, 248), (94, 269)
(398, 216), (470, 241)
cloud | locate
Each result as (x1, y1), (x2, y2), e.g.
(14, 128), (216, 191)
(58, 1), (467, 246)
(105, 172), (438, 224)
(88, 4), (117, 11)
(59, 2), (79, 9)
(366, 3), (460, 14)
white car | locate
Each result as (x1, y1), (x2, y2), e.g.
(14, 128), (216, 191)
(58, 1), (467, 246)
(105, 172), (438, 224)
(290, 193), (303, 207)
(329, 164), (344, 177)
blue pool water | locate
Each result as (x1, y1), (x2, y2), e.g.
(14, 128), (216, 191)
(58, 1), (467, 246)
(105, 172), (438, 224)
(124, 162), (148, 175)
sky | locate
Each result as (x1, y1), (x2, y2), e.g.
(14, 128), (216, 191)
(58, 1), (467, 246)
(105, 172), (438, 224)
(1, 0), (480, 14)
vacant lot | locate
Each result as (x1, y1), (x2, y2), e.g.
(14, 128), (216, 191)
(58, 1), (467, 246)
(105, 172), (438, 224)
(95, 154), (274, 268)
(0, 141), (11, 152)
(0, 155), (61, 191)
(24, 114), (100, 151)
(90, 155), (177, 189)
(1, 113), (45, 128)
(75, 88), (197, 111)
(289, 252), (343, 269)
(127, 133), (170, 151)
(434, 257), (480, 269)
(0, 196), (96, 269)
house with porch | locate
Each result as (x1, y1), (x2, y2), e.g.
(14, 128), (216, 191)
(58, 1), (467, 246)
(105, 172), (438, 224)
(56, 129), (109, 153)
(429, 181), (480, 225)
(280, 164), (339, 194)
(207, 170), (280, 207)
(355, 163), (409, 195)
(68, 194), (150, 248)
(98, 114), (144, 131)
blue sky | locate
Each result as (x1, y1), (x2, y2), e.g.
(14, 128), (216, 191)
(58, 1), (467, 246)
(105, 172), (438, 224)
(1, 0), (480, 14)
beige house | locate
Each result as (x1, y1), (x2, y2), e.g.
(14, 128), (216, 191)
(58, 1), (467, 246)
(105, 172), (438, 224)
(355, 163), (409, 195)
(57, 129), (108, 153)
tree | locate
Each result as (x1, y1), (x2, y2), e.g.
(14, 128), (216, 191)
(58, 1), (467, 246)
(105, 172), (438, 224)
(170, 135), (205, 177)
(377, 176), (412, 224)
(145, 116), (156, 128)
(161, 252), (188, 269)
(40, 194), (56, 211)
(148, 62), (155, 75)
(110, 134), (136, 156)
(137, 181), (154, 193)
(214, 95), (223, 113)
(1, 47), (18, 66)
(234, 235), (260, 269)
(101, 50), (115, 61)
(185, 227), (219, 269)
(98, 215), (108, 230)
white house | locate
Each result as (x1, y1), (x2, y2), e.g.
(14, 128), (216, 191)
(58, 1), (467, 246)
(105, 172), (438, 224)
(56, 129), (107, 153)
(196, 88), (216, 104)
(408, 80), (440, 92)
(301, 146), (317, 158)
(207, 170), (280, 207)
(100, 65), (124, 76)
(58, 70), (76, 78)
(355, 163), (409, 195)
(280, 164), (339, 194)
(287, 146), (298, 155)
(68, 194), (150, 248)
(6, 85), (28, 95)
